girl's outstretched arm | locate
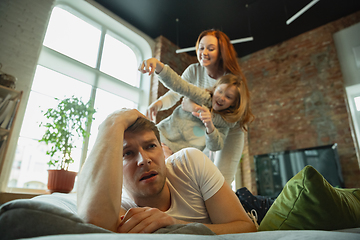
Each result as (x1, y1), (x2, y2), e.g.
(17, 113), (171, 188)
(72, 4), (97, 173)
(181, 97), (200, 113)
(138, 58), (164, 75)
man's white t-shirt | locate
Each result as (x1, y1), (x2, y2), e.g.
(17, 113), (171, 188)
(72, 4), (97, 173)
(121, 148), (225, 224)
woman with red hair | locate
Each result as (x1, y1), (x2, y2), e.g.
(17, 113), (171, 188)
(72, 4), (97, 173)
(145, 29), (254, 184)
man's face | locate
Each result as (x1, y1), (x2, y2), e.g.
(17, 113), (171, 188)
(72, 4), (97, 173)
(122, 130), (167, 204)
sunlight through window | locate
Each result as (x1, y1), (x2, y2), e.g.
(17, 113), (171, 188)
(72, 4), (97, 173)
(43, 7), (101, 67)
(355, 96), (360, 111)
(8, 67), (92, 189)
(101, 33), (139, 87)
(7, 4), (146, 192)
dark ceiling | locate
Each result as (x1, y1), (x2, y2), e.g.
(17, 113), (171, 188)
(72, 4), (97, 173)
(94, 0), (360, 57)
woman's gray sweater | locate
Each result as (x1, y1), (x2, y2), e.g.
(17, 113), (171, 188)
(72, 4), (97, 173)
(156, 65), (236, 153)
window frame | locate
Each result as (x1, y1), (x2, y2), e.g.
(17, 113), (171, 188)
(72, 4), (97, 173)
(1, 0), (153, 194)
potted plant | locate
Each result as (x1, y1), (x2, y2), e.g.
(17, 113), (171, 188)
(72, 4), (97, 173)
(39, 96), (96, 193)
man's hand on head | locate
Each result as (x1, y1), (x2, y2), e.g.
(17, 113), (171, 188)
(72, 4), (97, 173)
(78, 108), (147, 233)
(117, 207), (182, 233)
(98, 108), (146, 133)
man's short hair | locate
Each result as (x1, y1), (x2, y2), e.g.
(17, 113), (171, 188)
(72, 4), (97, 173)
(125, 117), (161, 143)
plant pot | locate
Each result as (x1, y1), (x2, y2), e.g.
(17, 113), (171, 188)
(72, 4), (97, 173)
(47, 169), (77, 194)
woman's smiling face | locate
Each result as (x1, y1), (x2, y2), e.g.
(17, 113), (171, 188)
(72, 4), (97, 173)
(212, 83), (237, 111)
(197, 35), (220, 70)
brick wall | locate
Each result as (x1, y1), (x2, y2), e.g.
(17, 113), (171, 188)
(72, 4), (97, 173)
(241, 10), (360, 192)
(151, 36), (197, 123)
(152, 11), (360, 193)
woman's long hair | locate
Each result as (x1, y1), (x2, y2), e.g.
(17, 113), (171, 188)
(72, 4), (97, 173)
(196, 29), (254, 130)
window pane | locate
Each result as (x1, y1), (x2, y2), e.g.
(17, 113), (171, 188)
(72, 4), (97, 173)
(20, 92), (59, 140)
(8, 136), (82, 189)
(100, 33), (139, 87)
(32, 65), (92, 99)
(355, 96), (360, 111)
(87, 88), (137, 154)
(8, 67), (92, 189)
(8, 137), (49, 190)
(43, 7), (101, 68)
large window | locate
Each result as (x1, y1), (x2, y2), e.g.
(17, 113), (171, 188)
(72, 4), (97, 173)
(6, 2), (151, 192)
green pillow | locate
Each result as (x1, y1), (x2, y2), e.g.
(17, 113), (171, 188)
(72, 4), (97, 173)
(258, 165), (360, 231)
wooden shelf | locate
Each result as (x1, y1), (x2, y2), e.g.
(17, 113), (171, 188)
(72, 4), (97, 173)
(0, 85), (22, 177)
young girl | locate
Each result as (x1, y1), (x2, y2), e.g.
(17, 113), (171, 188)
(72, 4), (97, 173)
(139, 58), (251, 156)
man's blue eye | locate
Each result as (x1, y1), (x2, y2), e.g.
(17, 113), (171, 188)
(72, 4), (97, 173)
(124, 151), (132, 157)
(148, 144), (156, 149)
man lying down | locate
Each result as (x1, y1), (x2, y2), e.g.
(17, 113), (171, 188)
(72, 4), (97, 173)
(77, 108), (257, 235)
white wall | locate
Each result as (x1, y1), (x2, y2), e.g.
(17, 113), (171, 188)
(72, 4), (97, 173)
(334, 22), (360, 87)
(334, 22), (360, 165)
(0, 0), (54, 190)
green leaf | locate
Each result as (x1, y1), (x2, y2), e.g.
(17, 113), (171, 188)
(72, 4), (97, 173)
(39, 96), (96, 170)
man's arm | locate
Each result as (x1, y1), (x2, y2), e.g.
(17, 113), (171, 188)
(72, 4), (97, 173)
(204, 182), (257, 234)
(117, 184), (256, 235)
(77, 109), (145, 232)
